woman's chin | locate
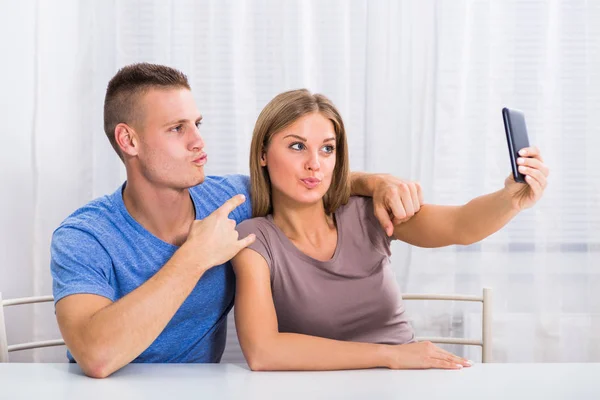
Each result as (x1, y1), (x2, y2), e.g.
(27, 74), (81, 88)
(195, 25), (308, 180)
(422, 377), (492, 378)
(292, 191), (327, 205)
(273, 185), (329, 207)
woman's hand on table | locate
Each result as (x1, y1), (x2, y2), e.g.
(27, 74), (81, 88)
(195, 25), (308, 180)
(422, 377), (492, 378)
(385, 341), (473, 370)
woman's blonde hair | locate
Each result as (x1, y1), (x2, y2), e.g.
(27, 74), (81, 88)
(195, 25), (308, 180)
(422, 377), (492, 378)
(249, 89), (350, 217)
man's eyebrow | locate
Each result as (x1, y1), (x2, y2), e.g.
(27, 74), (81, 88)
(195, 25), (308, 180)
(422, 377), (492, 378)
(162, 115), (203, 127)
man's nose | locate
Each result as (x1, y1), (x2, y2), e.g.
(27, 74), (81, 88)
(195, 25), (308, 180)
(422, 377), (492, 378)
(190, 126), (204, 151)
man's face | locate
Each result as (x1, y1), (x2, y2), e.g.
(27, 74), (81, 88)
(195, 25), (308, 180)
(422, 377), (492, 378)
(132, 88), (207, 190)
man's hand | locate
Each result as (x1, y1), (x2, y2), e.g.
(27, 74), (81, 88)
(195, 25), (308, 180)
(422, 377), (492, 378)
(503, 146), (549, 211)
(181, 194), (256, 269)
(372, 175), (424, 236)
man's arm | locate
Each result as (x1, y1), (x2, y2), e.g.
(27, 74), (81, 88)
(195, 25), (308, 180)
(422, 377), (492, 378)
(56, 195), (255, 379)
(56, 249), (209, 379)
(349, 172), (423, 236)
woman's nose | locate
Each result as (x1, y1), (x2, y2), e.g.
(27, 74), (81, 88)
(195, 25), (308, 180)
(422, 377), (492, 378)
(305, 152), (320, 171)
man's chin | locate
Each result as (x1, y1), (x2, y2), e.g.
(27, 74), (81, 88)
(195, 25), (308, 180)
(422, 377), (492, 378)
(192, 174), (206, 187)
(183, 172), (205, 189)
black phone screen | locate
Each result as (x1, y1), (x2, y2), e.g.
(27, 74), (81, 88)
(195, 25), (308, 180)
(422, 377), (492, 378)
(502, 108), (530, 183)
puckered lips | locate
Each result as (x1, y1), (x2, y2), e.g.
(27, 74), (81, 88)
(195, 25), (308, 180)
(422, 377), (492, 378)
(192, 152), (207, 166)
(299, 177), (322, 189)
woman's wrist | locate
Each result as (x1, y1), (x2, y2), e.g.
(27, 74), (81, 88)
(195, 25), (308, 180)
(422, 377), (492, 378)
(376, 343), (395, 369)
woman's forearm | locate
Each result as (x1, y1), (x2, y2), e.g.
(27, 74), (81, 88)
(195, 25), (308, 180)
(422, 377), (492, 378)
(393, 188), (520, 247)
(455, 188), (520, 245)
(243, 332), (391, 371)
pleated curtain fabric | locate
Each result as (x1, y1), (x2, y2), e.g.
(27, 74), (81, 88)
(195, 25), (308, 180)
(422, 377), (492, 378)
(0, 0), (598, 363)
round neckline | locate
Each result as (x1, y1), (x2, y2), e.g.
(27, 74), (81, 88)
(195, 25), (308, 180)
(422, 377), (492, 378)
(114, 182), (199, 250)
(266, 210), (343, 266)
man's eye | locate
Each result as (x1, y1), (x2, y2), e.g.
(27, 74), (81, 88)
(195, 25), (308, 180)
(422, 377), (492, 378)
(171, 125), (183, 133)
(290, 143), (305, 151)
(195, 121), (203, 129)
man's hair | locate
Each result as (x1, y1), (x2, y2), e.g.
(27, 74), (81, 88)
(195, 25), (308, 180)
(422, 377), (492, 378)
(103, 63), (191, 160)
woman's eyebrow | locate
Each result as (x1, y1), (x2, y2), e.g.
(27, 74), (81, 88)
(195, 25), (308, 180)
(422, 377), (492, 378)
(283, 134), (335, 142)
(283, 134), (307, 141)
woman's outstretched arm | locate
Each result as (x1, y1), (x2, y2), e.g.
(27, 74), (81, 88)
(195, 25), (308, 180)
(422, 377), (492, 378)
(391, 146), (549, 247)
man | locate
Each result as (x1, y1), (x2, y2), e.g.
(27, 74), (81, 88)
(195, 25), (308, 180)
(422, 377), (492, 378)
(51, 63), (424, 378)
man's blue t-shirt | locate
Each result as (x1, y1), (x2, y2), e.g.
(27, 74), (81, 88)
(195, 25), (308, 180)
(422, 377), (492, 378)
(50, 175), (251, 363)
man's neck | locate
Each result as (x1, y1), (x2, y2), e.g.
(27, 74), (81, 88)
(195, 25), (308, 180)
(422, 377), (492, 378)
(122, 177), (195, 246)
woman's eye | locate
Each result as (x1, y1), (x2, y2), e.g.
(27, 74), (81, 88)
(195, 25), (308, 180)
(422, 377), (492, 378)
(322, 145), (335, 154)
(290, 143), (305, 151)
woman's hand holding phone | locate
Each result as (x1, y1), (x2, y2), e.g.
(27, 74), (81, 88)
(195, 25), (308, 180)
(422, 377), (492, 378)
(503, 146), (550, 211)
(501, 108), (550, 211)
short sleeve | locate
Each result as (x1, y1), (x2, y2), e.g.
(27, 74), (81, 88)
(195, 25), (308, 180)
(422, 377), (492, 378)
(50, 226), (116, 304)
(235, 219), (274, 274)
(223, 174), (252, 223)
(347, 196), (392, 257)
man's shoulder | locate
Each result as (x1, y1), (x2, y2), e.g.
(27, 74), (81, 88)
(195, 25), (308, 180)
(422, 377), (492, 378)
(190, 175), (252, 222)
(54, 186), (123, 238)
(191, 174), (250, 196)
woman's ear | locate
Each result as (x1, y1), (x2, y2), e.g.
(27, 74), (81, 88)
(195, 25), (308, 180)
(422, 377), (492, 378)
(260, 151), (267, 167)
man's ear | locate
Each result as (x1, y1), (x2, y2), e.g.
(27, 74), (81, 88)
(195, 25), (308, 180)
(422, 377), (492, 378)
(260, 151), (267, 167)
(115, 123), (139, 157)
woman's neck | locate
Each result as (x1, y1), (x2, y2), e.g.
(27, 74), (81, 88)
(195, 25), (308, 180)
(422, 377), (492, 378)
(271, 197), (335, 244)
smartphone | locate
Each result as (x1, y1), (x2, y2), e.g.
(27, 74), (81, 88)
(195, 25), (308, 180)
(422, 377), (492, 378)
(502, 107), (530, 183)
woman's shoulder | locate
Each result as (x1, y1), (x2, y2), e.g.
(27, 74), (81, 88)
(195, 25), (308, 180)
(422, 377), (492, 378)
(236, 216), (284, 247)
(336, 196), (379, 235)
(235, 216), (281, 272)
(337, 196), (391, 255)
(236, 215), (273, 234)
(336, 195), (374, 218)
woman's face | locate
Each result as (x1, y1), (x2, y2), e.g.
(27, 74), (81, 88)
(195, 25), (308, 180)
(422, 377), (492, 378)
(262, 112), (337, 208)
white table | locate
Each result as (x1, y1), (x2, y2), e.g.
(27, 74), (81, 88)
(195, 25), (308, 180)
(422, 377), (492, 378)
(1, 363), (598, 400)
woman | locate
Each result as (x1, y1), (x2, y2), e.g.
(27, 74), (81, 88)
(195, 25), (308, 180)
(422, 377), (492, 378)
(233, 89), (549, 371)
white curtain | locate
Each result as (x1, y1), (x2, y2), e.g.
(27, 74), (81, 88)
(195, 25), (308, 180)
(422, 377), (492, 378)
(1, 0), (598, 363)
